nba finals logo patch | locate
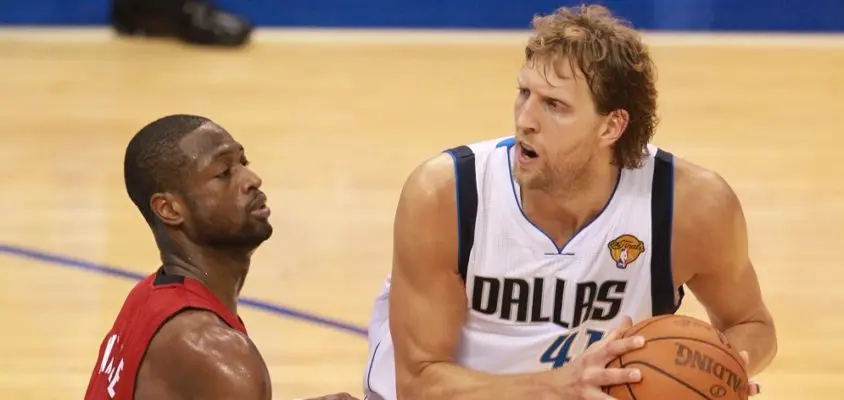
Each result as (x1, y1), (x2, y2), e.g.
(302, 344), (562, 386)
(608, 234), (645, 269)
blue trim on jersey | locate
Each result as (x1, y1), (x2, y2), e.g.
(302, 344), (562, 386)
(668, 152), (681, 309)
(503, 141), (622, 255)
(363, 340), (382, 395)
(444, 149), (463, 270)
(659, 148), (684, 312)
(496, 136), (515, 148)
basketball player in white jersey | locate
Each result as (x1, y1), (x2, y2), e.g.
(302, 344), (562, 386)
(362, 4), (777, 400)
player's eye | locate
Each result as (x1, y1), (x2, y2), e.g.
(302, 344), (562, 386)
(216, 168), (231, 179)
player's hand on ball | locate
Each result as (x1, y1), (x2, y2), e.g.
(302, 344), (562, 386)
(739, 351), (762, 396)
(555, 316), (645, 399)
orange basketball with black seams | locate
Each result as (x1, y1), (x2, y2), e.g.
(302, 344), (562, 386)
(604, 315), (749, 400)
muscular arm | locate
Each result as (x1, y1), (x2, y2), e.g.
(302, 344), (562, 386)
(390, 154), (559, 400)
(136, 309), (271, 400)
(674, 164), (778, 377)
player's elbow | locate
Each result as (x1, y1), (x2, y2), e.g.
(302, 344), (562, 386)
(768, 333), (779, 365)
(395, 361), (440, 400)
(754, 317), (778, 375)
(762, 313), (779, 361)
(395, 366), (425, 400)
(396, 379), (421, 400)
(755, 307), (778, 351)
(741, 309), (779, 371)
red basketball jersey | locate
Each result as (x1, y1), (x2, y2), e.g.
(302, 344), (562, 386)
(84, 268), (247, 399)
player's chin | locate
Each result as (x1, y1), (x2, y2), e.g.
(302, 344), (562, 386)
(251, 220), (273, 240)
(233, 225), (272, 248)
(513, 164), (538, 184)
(238, 213), (273, 237)
(246, 214), (272, 229)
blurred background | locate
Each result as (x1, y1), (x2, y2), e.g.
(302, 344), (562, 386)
(0, 0), (842, 399)
(2, 0), (844, 31)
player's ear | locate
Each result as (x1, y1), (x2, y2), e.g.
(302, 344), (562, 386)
(600, 109), (629, 147)
(150, 192), (185, 227)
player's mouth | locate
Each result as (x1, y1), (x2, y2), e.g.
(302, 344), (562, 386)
(517, 141), (539, 164)
(250, 192), (271, 219)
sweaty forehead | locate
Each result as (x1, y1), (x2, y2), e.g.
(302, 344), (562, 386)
(178, 123), (236, 161)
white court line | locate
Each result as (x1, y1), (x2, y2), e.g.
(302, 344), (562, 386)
(0, 26), (844, 48)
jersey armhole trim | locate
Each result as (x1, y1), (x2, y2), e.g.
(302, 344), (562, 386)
(443, 146), (478, 284)
(651, 149), (684, 315)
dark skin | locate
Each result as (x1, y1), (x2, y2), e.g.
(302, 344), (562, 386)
(132, 124), (360, 400)
(134, 123), (273, 400)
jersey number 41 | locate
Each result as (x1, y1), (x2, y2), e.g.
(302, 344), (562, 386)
(540, 329), (605, 368)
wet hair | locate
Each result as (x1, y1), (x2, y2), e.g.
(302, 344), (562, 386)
(123, 114), (211, 226)
(526, 4), (659, 168)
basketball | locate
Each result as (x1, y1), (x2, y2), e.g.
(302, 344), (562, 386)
(604, 315), (749, 400)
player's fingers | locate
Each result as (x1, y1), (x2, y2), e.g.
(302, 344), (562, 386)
(584, 366), (642, 387)
(749, 381), (761, 396)
(604, 316), (634, 341)
(597, 335), (645, 364)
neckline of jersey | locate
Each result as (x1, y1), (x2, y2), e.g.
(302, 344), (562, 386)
(503, 143), (623, 255)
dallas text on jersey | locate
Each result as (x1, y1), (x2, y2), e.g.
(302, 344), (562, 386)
(470, 276), (627, 329)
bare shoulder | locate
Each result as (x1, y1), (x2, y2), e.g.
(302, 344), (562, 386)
(399, 152), (457, 205)
(672, 156), (742, 216)
(139, 309), (271, 399)
(393, 151), (459, 274)
(671, 156), (748, 278)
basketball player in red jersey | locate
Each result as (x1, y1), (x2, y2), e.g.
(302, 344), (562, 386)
(84, 114), (358, 400)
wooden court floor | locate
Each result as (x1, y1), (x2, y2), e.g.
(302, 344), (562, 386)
(0, 29), (842, 399)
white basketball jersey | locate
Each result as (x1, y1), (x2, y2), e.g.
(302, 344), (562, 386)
(362, 136), (682, 400)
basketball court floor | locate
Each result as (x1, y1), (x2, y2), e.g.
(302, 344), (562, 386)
(0, 28), (841, 399)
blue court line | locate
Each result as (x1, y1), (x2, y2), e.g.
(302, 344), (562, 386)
(0, 243), (369, 338)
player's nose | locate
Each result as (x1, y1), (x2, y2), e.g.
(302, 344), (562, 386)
(515, 99), (539, 135)
(241, 168), (263, 193)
